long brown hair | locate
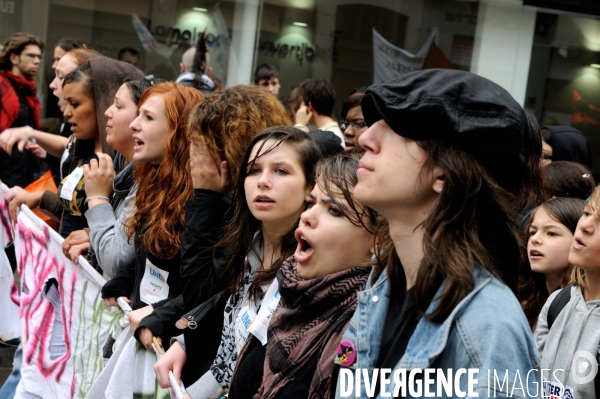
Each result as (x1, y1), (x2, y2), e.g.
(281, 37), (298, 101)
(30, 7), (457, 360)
(372, 142), (522, 322)
(218, 127), (324, 297)
(126, 82), (204, 259)
(187, 85), (291, 191)
(518, 197), (585, 328)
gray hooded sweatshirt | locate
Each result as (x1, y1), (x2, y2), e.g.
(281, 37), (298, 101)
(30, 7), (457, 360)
(536, 285), (600, 399)
(84, 161), (137, 279)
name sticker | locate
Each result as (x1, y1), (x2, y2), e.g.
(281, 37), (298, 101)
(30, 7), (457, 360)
(234, 299), (257, 352)
(139, 260), (170, 305)
(59, 166), (84, 200)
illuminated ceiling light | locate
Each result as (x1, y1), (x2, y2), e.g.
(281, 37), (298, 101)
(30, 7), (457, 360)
(293, 22), (308, 27)
(591, 64), (600, 69)
(193, 7), (208, 12)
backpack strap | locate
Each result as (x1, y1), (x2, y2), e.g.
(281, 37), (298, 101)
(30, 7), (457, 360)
(547, 285), (572, 330)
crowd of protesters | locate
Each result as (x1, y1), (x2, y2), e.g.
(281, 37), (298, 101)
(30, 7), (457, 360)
(1, 30), (600, 399)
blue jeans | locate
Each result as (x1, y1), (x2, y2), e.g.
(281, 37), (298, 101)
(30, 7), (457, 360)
(0, 342), (22, 399)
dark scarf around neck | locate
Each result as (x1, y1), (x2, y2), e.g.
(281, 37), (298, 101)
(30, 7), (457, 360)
(260, 257), (370, 399)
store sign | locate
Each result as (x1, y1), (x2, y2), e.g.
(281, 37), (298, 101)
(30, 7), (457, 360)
(150, 24), (224, 47)
(133, 6), (230, 81)
(0, 0), (15, 14)
(258, 40), (330, 65)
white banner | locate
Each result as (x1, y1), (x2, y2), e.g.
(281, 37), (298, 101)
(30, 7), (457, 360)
(0, 191), (19, 342)
(372, 28), (437, 84)
(0, 184), (128, 399)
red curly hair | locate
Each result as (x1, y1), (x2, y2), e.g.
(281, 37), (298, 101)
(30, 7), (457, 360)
(126, 82), (204, 259)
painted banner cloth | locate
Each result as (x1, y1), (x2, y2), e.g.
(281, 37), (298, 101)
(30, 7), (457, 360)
(0, 191), (19, 342)
(0, 185), (127, 399)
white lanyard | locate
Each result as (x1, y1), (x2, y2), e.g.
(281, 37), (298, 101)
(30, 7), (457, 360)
(247, 279), (280, 345)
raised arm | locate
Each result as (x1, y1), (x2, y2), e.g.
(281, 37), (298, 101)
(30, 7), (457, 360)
(0, 126), (69, 158)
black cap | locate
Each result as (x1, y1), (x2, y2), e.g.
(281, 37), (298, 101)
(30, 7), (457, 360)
(309, 130), (344, 157)
(361, 69), (529, 192)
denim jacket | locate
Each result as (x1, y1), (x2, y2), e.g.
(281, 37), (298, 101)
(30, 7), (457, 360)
(335, 265), (541, 398)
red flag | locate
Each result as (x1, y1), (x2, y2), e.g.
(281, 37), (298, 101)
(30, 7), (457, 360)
(422, 42), (454, 70)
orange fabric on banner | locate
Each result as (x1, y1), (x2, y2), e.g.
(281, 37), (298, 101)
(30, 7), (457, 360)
(25, 170), (58, 229)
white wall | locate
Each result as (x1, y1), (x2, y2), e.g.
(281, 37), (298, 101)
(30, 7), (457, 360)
(470, 0), (536, 106)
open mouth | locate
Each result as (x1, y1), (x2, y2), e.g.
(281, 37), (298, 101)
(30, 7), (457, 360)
(70, 123), (77, 132)
(529, 250), (543, 258)
(573, 237), (586, 249)
(299, 235), (312, 254)
(294, 230), (314, 263)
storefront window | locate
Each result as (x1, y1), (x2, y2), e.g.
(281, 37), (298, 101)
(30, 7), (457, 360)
(525, 11), (600, 175)
(256, 0), (479, 116)
(1, 0), (483, 121)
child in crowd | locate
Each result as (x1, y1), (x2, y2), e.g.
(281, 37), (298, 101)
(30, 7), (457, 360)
(536, 185), (600, 399)
(101, 83), (203, 344)
(335, 69), (540, 397)
(229, 152), (376, 399)
(520, 197), (585, 329)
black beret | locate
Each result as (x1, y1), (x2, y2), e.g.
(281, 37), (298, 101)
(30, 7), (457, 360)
(362, 69), (529, 192)
(309, 130), (344, 157)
